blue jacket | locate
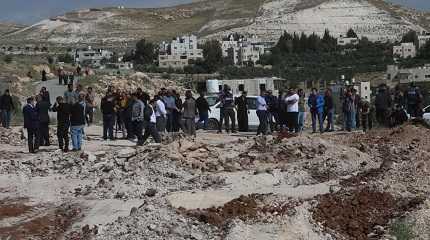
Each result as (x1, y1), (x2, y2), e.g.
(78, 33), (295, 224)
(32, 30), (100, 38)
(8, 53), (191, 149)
(23, 104), (39, 129)
(308, 94), (325, 113)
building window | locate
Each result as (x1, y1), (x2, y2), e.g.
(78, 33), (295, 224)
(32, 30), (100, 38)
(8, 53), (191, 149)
(425, 75), (430, 79)
(238, 84), (245, 92)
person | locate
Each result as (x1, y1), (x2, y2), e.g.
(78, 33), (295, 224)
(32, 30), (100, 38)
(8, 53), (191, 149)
(286, 88), (300, 133)
(173, 90), (183, 132)
(100, 92), (116, 141)
(131, 93), (145, 146)
(85, 87), (96, 125)
(0, 89), (15, 128)
(155, 94), (167, 133)
(256, 90), (268, 136)
(196, 92), (211, 130)
(58, 67), (64, 85)
(217, 87), (226, 134)
(278, 91), (287, 131)
(23, 97), (40, 153)
(40, 87), (51, 105)
(76, 65), (82, 76)
(64, 84), (78, 105)
(141, 99), (161, 145)
(116, 91), (127, 139)
(361, 99), (372, 132)
(297, 89), (306, 132)
(124, 92), (135, 139)
(405, 83), (422, 118)
(374, 85), (392, 127)
(36, 94), (51, 146)
(41, 69), (47, 82)
(323, 88), (335, 132)
(52, 96), (71, 152)
(222, 86), (236, 133)
(163, 90), (177, 132)
(182, 90), (197, 136)
(266, 90), (279, 132)
(308, 88), (325, 133)
(352, 89), (361, 129)
(343, 89), (355, 132)
(393, 85), (405, 109)
(70, 93), (86, 151)
(390, 103), (409, 127)
(235, 91), (249, 132)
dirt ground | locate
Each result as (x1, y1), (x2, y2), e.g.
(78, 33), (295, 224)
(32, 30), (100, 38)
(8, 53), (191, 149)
(0, 122), (429, 239)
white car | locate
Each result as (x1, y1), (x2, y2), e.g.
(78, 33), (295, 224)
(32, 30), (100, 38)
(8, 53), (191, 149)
(423, 105), (430, 124)
(206, 96), (262, 130)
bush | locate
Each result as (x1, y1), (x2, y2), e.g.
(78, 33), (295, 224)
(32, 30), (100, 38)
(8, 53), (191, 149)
(57, 54), (74, 64)
(4, 55), (13, 63)
(390, 219), (416, 240)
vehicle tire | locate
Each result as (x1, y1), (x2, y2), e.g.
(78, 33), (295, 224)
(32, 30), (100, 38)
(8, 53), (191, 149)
(207, 118), (219, 130)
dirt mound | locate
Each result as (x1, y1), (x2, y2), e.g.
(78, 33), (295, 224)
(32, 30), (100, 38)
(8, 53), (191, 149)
(312, 188), (423, 240)
(0, 200), (82, 240)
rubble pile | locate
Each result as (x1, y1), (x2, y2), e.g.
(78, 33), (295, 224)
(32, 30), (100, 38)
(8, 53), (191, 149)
(0, 127), (25, 146)
(93, 72), (188, 97)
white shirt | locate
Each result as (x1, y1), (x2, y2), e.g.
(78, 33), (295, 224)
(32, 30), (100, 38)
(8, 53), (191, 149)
(285, 94), (299, 112)
(256, 96), (267, 111)
(155, 100), (167, 117)
(150, 106), (157, 124)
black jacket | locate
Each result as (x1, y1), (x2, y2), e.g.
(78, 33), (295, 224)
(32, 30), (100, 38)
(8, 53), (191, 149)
(23, 104), (39, 129)
(0, 94), (14, 111)
(36, 101), (51, 124)
(101, 97), (116, 115)
(196, 96), (210, 113)
(52, 103), (71, 126)
(70, 102), (86, 126)
(324, 95), (334, 111)
(375, 90), (392, 110)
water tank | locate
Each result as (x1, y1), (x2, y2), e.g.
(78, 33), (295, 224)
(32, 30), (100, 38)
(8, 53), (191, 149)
(207, 79), (219, 94)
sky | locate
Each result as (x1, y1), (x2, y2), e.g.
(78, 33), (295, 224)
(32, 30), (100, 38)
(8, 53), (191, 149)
(0, 0), (429, 25)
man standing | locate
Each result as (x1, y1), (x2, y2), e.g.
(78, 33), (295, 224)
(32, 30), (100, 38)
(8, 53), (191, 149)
(64, 84), (78, 105)
(297, 89), (306, 132)
(256, 90), (268, 136)
(182, 90), (197, 136)
(155, 95), (167, 133)
(222, 86), (236, 133)
(286, 88), (300, 133)
(23, 97), (39, 153)
(131, 93), (145, 146)
(196, 92), (211, 130)
(52, 96), (71, 152)
(374, 85), (392, 127)
(308, 88), (325, 133)
(323, 88), (335, 132)
(0, 89), (15, 128)
(266, 90), (279, 132)
(70, 94), (86, 151)
(163, 90), (176, 132)
(343, 89), (356, 132)
(36, 94), (51, 146)
(101, 92), (116, 141)
(405, 83), (422, 118)
(40, 87), (51, 105)
(235, 91), (249, 132)
(85, 87), (96, 125)
(141, 99), (161, 145)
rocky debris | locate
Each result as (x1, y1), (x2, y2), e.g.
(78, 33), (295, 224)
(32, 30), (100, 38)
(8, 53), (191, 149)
(0, 127), (25, 146)
(312, 187), (424, 240)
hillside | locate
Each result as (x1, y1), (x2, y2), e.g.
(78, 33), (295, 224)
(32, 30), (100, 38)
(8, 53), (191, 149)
(0, 23), (25, 35)
(0, 0), (429, 48)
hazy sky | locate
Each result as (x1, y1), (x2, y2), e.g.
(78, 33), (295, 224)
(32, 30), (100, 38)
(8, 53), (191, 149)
(0, 0), (429, 25)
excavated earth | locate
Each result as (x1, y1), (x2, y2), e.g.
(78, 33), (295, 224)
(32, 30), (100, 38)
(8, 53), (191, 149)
(0, 122), (429, 239)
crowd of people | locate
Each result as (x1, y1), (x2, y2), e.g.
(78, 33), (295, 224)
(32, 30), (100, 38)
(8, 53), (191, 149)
(11, 78), (427, 154)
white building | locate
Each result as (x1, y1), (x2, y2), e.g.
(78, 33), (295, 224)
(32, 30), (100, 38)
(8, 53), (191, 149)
(393, 42), (416, 59)
(337, 37), (359, 46)
(386, 64), (430, 84)
(207, 77), (279, 96)
(158, 35), (203, 69)
(72, 47), (114, 66)
(220, 34), (269, 65)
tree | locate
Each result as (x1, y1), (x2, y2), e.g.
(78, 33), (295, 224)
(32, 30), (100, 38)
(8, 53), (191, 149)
(134, 39), (157, 65)
(346, 28), (358, 38)
(4, 55), (13, 64)
(202, 40), (223, 73)
(58, 54), (74, 64)
(402, 30), (419, 47)
(418, 40), (430, 59)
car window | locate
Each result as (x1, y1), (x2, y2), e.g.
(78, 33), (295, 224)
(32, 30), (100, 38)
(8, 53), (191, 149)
(425, 107), (430, 113)
(247, 97), (257, 110)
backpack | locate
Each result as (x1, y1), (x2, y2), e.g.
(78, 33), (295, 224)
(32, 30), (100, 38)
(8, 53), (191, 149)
(144, 105), (153, 122)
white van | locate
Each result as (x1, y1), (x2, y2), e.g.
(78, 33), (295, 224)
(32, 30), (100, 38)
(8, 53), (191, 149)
(424, 105), (430, 124)
(206, 96), (262, 130)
